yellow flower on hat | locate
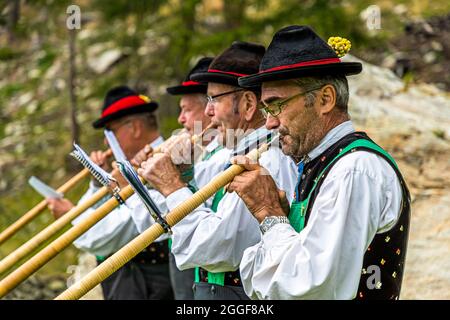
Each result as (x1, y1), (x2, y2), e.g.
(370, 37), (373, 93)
(327, 36), (352, 58)
(139, 94), (151, 103)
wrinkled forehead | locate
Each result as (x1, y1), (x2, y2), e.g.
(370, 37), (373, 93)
(207, 82), (236, 94)
(180, 93), (207, 108)
(261, 80), (299, 101)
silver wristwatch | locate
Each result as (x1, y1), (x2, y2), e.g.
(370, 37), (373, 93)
(259, 216), (290, 235)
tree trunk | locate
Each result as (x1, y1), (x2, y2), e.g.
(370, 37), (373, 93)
(223, 0), (246, 30)
(7, 0), (20, 44)
(69, 29), (80, 145)
(174, 0), (200, 80)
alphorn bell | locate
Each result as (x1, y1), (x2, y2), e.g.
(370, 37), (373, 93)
(55, 141), (271, 300)
(0, 149), (112, 246)
(0, 130), (206, 298)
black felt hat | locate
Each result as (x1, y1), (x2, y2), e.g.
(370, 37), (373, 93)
(92, 85), (158, 129)
(190, 41), (265, 87)
(166, 57), (214, 95)
(238, 25), (362, 87)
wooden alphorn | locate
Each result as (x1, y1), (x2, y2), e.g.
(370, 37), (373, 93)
(0, 132), (190, 274)
(55, 143), (269, 300)
(0, 131), (205, 297)
(0, 149), (113, 246)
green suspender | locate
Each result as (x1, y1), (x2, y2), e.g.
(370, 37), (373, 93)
(167, 144), (223, 264)
(289, 139), (398, 233)
(197, 136), (274, 285)
(194, 187), (226, 284)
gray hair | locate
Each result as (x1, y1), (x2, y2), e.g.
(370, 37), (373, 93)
(294, 75), (349, 112)
(194, 93), (208, 108)
(127, 112), (159, 130)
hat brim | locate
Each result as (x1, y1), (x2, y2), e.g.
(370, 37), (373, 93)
(92, 102), (158, 129)
(190, 72), (239, 87)
(166, 84), (208, 95)
(238, 62), (362, 87)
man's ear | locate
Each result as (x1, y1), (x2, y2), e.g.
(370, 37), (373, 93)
(131, 118), (142, 138)
(318, 84), (336, 115)
(243, 91), (259, 121)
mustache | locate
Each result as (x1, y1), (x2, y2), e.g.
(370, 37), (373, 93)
(211, 119), (222, 127)
(278, 126), (289, 137)
(207, 122), (219, 129)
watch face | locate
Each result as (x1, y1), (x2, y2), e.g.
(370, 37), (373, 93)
(260, 217), (277, 234)
(265, 217), (277, 227)
(260, 216), (290, 234)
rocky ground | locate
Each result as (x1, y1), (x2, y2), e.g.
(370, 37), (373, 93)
(3, 252), (103, 300)
(3, 274), (67, 300)
(361, 13), (450, 92)
(371, 130), (450, 299)
(65, 252), (104, 300)
(347, 55), (450, 299)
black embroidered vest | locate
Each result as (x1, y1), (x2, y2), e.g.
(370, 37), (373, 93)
(289, 132), (411, 299)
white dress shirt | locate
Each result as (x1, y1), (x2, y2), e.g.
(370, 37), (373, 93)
(72, 136), (165, 257)
(167, 127), (298, 273)
(240, 121), (403, 300)
(129, 136), (232, 233)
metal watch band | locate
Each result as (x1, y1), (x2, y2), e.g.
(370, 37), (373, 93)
(259, 216), (290, 235)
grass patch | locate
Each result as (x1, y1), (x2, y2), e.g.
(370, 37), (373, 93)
(432, 129), (446, 140)
(37, 49), (57, 71)
(0, 47), (23, 61)
(159, 116), (182, 138)
(0, 83), (23, 100)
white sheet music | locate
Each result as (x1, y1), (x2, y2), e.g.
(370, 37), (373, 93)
(104, 129), (127, 162)
(28, 176), (63, 199)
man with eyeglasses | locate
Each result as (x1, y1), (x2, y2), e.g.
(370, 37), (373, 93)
(226, 25), (411, 300)
(131, 57), (233, 300)
(165, 57), (215, 300)
(138, 42), (298, 300)
(47, 86), (174, 300)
